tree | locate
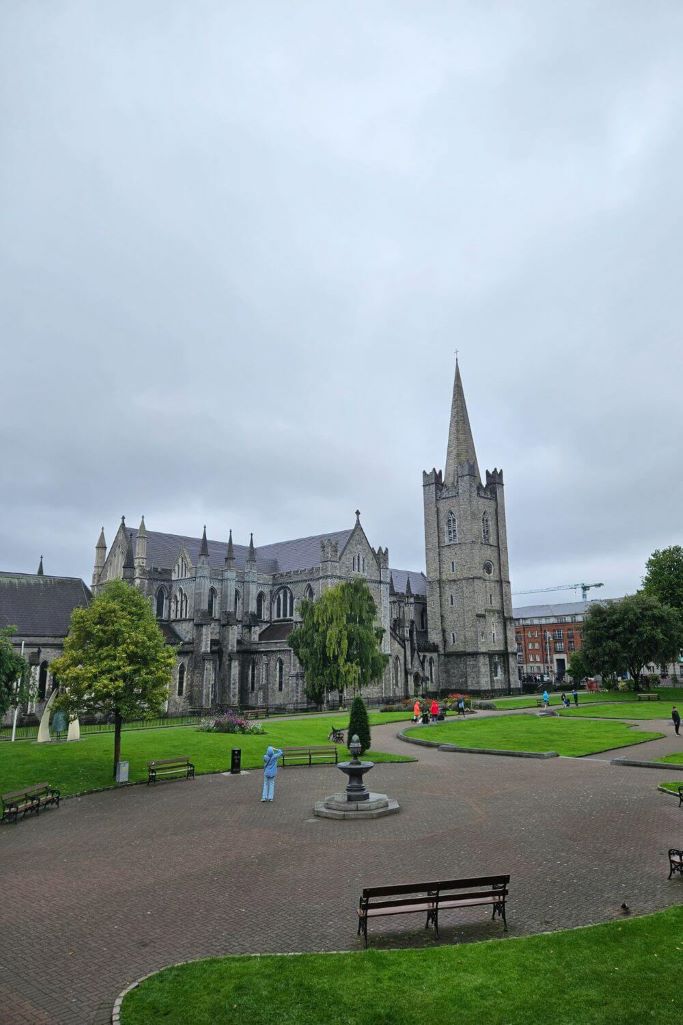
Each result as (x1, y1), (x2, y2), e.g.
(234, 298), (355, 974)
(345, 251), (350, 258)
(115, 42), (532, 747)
(51, 580), (176, 777)
(289, 579), (389, 707)
(567, 650), (589, 685)
(643, 546), (683, 612)
(0, 626), (29, 718)
(347, 694), (371, 753)
(581, 594), (682, 690)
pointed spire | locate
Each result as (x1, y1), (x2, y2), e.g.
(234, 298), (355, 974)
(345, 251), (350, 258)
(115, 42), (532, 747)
(248, 532), (256, 560)
(96, 527), (106, 550)
(405, 574), (413, 596)
(225, 528), (234, 565)
(389, 573), (395, 596)
(199, 525), (209, 558)
(138, 515), (146, 537)
(123, 532), (135, 571)
(37, 555), (44, 575)
(444, 360), (481, 484)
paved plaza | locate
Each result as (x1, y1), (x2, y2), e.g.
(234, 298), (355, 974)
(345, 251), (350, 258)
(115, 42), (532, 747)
(1, 721), (681, 1025)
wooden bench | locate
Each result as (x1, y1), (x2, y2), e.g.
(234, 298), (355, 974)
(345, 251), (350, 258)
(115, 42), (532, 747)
(242, 707), (269, 719)
(678, 785), (683, 808)
(668, 849), (683, 879)
(357, 874), (510, 947)
(281, 745), (338, 766)
(147, 757), (195, 785)
(636, 693), (660, 701)
(1, 783), (60, 824)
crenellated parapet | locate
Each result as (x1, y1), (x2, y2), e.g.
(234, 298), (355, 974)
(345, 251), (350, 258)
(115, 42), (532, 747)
(485, 468), (504, 487)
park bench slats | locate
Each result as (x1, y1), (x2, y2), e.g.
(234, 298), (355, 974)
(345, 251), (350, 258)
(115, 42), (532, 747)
(668, 849), (683, 879)
(1, 782), (61, 824)
(281, 745), (338, 766)
(636, 693), (660, 701)
(242, 707), (269, 719)
(678, 786), (683, 807)
(357, 874), (509, 946)
(147, 757), (195, 785)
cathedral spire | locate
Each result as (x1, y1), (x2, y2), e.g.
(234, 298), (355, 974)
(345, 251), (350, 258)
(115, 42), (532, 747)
(199, 525), (209, 558)
(37, 555), (44, 575)
(247, 532), (256, 561)
(225, 529), (235, 567)
(444, 360), (481, 484)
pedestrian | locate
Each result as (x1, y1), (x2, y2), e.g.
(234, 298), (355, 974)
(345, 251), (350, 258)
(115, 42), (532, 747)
(413, 698), (421, 723)
(542, 689), (550, 708)
(430, 698), (439, 721)
(572, 687), (579, 707)
(457, 697), (466, 717)
(672, 706), (681, 736)
(261, 745), (283, 802)
(561, 692), (570, 709)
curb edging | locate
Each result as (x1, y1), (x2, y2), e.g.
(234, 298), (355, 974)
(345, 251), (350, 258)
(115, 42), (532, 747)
(397, 730), (558, 759)
(611, 758), (683, 771)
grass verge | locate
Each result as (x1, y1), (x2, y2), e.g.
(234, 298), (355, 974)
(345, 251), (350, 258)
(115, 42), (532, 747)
(657, 752), (683, 765)
(0, 718), (414, 797)
(120, 907), (683, 1025)
(660, 781), (682, 795)
(559, 702), (680, 721)
(405, 715), (663, 757)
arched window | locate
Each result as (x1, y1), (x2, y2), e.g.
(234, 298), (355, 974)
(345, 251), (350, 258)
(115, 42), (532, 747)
(362, 557), (366, 573)
(177, 663), (185, 697)
(234, 590), (241, 617)
(208, 587), (217, 618)
(274, 587), (294, 620)
(420, 608), (427, 630)
(482, 512), (490, 544)
(352, 555), (356, 571)
(179, 588), (188, 618)
(277, 658), (284, 692)
(429, 657), (434, 683)
(250, 659), (256, 692)
(155, 587), (166, 619)
(304, 584), (314, 602)
(172, 594), (179, 619)
(447, 511), (457, 544)
(393, 657), (400, 690)
(38, 661), (49, 701)
(256, 592), (265, 619)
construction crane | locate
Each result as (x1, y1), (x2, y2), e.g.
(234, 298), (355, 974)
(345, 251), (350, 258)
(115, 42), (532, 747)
(512, 582), (605, 602)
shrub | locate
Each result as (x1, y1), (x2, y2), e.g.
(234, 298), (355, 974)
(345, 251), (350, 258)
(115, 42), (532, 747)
(198, 712), (264, 735)
(472, 701), (496, 710)
(347, 695), (371, 753)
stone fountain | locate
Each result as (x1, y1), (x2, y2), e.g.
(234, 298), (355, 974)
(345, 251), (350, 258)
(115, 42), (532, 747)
(314, 734), (400, 820)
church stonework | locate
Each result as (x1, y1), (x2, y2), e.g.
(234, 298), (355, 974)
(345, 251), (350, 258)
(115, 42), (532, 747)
(423, 362), (518, 694)
(91, 362), (518, 709)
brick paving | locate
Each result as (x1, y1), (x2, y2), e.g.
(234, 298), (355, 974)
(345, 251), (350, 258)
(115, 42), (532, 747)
(1, 721), (682, 1025)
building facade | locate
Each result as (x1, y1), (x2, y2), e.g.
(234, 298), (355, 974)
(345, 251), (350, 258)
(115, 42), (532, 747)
(513, 600), (588, 682)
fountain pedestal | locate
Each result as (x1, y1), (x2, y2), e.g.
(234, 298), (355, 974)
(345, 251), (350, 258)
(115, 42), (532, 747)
(314, 734), (400, 820)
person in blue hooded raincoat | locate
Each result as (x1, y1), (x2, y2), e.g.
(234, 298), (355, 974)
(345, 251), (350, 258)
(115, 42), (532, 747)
(261, 745), (283, 802)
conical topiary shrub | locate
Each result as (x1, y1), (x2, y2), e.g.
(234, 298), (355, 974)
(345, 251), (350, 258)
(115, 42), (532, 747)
(347, 694), (371, 753)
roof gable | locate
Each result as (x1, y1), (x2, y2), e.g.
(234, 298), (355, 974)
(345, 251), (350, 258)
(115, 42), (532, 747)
(0, 573), (91, 637)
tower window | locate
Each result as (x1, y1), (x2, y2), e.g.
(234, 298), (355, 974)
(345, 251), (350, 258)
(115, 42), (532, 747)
(451, 631), (456, 644)
(451, 561), (456, 573)
(177, 663), (185, 697)
(277, 658), (284, 692)
(208, 587), (217, 618)
(482, 512), (490, 544)
(447, 511), (457, 544)
(449, 594), (454, 606)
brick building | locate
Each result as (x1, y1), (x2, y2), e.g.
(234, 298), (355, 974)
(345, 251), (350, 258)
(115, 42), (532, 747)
(513, 600), (589, 682)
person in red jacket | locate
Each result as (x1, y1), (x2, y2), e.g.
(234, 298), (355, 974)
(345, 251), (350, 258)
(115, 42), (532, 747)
(430, 699), (439, 721)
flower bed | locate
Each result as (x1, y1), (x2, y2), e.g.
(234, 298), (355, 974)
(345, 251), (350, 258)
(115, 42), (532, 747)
(198, 713), (264, 735)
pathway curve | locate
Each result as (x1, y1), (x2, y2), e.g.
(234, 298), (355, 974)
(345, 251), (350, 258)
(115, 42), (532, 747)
(1, 720), (682, 1025)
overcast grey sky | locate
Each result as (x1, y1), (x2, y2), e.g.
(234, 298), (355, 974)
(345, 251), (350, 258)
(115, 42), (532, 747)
(2, 1), (682, 602)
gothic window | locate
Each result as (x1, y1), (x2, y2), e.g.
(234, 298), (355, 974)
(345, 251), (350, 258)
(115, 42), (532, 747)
(449, 594), (454, 606)
(250, 659), (256, 692)
(429, 657), (434, 683)
(234, 590), (241, 616)
(482, 512), (490, 544)
(256, 592), (265, 619)
(362, 557), (366, 572)
(492, 627), (496, 643)
(451, 560), (456, 573)
(38, 661), (48, 701)
(304, 584), (314, 602)
(179, 589), (188, 618)
(172, 594), (179, 619)
(208, 587), (217, 618)
(274, 587), (294, 620)
(451, 631), (456, 644)
(277, 658), (284, 692)
(352, 555), (356, 571)
(177, 663), (185, 697)
(420, 608), (427, 630)
(155, 587), (166, 619)
(447, 511), (457, 544)
(393, 657), (400, 690)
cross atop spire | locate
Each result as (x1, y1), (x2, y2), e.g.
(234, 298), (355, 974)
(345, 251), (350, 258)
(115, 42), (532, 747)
(444, 360), (481, 484)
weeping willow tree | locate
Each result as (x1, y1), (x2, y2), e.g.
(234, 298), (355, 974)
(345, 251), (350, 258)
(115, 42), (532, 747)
(289, 579), (389, 707)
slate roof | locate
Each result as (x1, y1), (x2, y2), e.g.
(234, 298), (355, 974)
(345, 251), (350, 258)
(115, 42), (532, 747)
(132, 528), (353, 575)
(512, 600), (590, 620)
(258, 622), (295, 642)
(390, 569), (427, 596)
(0, 572), (91, 637)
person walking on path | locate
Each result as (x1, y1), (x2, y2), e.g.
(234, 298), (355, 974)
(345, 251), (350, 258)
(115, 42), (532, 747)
(572, 687), (579, 707)
(261, 745), (283, 802)
(430, 698), (439, 721)
(413, 699), (421, 723)
(672, 706), (681, 736)
(542, 689), (550, 708)
(457, 697), (466, 717)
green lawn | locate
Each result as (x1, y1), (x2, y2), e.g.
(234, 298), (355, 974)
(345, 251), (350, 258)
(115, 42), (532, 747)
(660, 781), (683, 795)
(121, 907), (683, 1025)
(0, 718), (414, 797)
(657, 751), (683, 765)
(406, 715), (663, 756)
(560, 702), (679, 721)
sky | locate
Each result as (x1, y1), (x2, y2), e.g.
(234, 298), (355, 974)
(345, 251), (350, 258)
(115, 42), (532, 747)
(1, 1), (682, 603)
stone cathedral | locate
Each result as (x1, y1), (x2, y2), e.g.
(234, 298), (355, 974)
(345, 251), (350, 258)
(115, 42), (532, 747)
(91, 363), (519, 709)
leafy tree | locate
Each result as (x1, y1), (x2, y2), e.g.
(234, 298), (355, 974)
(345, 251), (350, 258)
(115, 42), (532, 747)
(347, 694), (371, 753)
(567, 650), (590, 685)
(289, 579), (389, 707)
(643, 546), (683, 612)
(581, 594), (682, 690)
(0, 626), (29, 717)
(51, 581), (176, 777)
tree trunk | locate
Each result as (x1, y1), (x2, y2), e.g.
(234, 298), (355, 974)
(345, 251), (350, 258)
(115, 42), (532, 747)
(113, 709), (123, 779)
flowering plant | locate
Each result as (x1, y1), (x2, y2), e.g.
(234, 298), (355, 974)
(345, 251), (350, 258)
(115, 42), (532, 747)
(198, 712), (264, 735)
